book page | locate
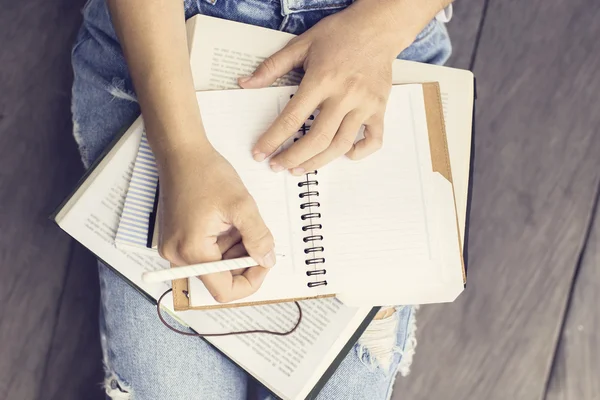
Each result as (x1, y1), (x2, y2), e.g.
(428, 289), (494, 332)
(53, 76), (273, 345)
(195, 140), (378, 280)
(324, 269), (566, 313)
(188, 17), (302, 91)
(195, 298), (371, 399)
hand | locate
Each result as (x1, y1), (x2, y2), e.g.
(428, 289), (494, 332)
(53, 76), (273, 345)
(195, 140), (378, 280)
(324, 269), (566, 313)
(239, 3), (411, 175)
(157, 146), (276, 303)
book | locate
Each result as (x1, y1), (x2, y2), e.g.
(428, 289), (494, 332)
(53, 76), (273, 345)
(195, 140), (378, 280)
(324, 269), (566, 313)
(53, 15), (475, 400)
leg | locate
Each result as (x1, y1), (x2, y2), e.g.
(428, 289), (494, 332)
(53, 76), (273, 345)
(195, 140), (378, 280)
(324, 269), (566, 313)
(71, 1), (248, 398)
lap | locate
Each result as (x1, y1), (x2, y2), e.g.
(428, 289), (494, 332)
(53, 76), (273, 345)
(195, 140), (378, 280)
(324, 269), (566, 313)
(71, 1), (450, 398)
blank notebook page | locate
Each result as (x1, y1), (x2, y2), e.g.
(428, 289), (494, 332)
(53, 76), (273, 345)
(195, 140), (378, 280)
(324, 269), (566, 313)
(197, 89), (298, 277)
(319, 85), (436, 284)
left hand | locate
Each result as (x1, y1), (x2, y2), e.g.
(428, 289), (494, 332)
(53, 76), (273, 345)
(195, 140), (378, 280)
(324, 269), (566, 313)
(239, 2), (412, 175)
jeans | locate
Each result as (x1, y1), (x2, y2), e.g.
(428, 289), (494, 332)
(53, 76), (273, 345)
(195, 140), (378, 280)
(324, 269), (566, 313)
(71, 0), (452, 398)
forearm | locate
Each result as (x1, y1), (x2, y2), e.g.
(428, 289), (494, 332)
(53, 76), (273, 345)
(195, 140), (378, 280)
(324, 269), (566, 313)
(107, 0), (212, 165)
(349, 0), (453, 57)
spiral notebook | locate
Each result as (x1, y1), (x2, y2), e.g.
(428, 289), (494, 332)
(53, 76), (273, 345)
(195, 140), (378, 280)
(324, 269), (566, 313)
(115, 82), (466, 311)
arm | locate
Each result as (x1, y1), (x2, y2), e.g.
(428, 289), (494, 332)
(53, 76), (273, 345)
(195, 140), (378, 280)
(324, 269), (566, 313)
(107, 0), (276, 302)
(107, 0), (206, 161)
(242, 0), (453, 173)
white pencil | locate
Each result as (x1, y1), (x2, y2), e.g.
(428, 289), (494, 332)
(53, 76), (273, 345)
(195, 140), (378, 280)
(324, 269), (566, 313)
(142, 255), (283, 284)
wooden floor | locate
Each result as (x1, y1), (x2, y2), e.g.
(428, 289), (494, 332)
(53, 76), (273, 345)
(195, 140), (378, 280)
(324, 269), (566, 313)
(0, 1), (598, 399)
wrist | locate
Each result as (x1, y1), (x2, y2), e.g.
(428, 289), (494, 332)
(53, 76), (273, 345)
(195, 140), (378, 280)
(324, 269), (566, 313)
(350, 0), (449, 57)
(145, 113), (215, 169)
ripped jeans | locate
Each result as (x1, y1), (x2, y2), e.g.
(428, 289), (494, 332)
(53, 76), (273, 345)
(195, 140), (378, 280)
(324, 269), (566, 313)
(71, 0), (452, 398)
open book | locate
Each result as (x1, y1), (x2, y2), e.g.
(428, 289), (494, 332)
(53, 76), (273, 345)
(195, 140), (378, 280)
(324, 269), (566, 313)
(53, 15), (475, 400)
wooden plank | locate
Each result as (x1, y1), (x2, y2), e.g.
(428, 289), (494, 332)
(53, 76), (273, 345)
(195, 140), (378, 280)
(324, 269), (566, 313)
(0, 1), (87, 399)
(39, 244), (104, 400)
(545, 186), (600, 400)
(393, 0), (600, 399)
(445, 0), (486, 69)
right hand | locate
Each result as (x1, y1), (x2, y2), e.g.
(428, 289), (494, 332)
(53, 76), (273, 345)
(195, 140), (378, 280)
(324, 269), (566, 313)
(156, 146), (275, 303)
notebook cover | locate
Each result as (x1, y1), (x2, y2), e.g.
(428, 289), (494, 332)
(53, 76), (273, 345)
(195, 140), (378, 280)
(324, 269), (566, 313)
(421, 82), (467, 284)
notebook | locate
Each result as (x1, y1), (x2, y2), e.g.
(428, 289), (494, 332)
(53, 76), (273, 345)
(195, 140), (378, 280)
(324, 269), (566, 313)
(114, 15), (475, 309)
(115, 83), (464, 311)
(52, 15), (475, 400)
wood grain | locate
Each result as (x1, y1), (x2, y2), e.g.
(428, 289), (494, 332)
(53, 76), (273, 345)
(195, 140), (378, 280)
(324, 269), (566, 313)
(546, 185), (600, 400)
(39, 244), (104, 400)
(393, 0), (600, 399)
(445, 0), (486, 69)
(0, 1), (87, 399)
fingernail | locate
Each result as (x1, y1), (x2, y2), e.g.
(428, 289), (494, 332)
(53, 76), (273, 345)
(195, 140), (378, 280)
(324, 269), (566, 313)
(270, 163), (285, 172)
(291, 167), (305, 176)
(261, 250), (276, 268)
(238, 75), (253, 84)
(253, 152), (266, 162)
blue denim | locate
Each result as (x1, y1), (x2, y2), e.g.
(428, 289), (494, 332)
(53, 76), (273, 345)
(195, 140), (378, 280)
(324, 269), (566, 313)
(71, 0), (452, 398)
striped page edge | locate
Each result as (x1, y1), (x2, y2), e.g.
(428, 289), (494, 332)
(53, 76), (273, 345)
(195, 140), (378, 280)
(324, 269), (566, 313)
(115, 132), (159, 253)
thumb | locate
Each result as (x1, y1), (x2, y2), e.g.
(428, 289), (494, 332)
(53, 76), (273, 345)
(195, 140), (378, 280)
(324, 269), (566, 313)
(232, 199), (276, 268)
(238, 42), (307, 88)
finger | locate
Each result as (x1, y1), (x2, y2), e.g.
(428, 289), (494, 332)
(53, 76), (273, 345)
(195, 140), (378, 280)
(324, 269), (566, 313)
(293, 110), (365, 173)
(216, 228), (242, 255)
(238, 39), (307, 89)
(232, 197), (276, 269)
(223, 242), (250, 276)
(271, 100), (347, 173)
(199, 267), (267, 303)
(346, 114), (384, 160)
(222, 242), (248, 260)
(252, 83), (324, 163)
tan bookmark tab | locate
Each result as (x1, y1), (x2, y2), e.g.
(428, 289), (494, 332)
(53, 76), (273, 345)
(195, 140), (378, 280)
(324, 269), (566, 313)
(422, 82), (453, 183)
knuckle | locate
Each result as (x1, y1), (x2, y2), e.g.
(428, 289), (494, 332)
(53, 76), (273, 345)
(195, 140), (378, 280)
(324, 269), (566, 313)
(232, 195), (255, 215)
(346, 150), (360, 160)
(280, 112), (303, 132)
(252, 230), (274, 253)
(158, 242), (177, 262)
(311, 131), (332, 152)
(375, 93), (388, 107)
(261, 137), (281, 152)
(277, 154), (298, 168)
(212, 290), (233, 304)
(371, 135), (383, 150)
(333, 135), (355, 153)
(261, 56), (278, 75)
(343, 75), (366, 94)
(176, 240), (201, 264)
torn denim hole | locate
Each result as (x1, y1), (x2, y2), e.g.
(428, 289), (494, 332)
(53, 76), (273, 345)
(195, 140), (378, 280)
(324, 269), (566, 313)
(398, 305), (418, 377)
(357, 305), (419, 378)
(108, 78), (138, 103)
(104, 372), (132, 400)
(101, 330), (132, 399)
(71, 117), (93, 169)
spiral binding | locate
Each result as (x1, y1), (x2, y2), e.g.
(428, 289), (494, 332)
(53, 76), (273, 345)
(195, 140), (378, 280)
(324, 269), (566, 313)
(299, 170), (326, 288)
(292, 110), (326, 289)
